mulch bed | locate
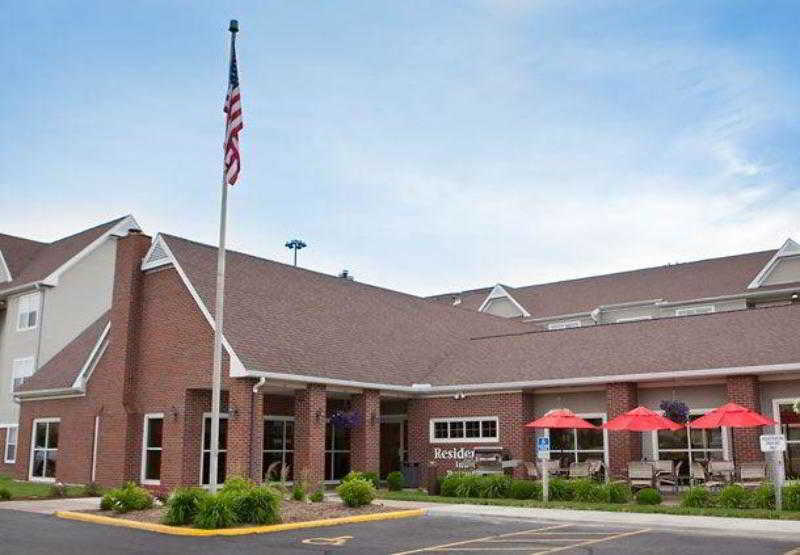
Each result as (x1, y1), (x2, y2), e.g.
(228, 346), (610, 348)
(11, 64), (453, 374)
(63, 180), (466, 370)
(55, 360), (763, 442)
(82, 499), (397, 527)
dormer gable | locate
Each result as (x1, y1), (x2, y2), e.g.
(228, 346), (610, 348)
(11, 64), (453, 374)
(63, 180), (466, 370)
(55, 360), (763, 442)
(477, 284), (530, 318)
(747, 238), (800, 289)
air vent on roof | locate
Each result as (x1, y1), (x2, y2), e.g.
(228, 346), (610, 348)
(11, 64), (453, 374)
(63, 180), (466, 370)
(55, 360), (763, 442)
(141, 238), (172, 271)
(147, 242), (168, 264)
(338, 269), (354, 281)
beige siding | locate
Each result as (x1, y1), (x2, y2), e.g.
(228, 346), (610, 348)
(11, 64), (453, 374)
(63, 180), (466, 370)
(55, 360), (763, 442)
(0, 293), (41, 424)
(762, 256), (800, 287)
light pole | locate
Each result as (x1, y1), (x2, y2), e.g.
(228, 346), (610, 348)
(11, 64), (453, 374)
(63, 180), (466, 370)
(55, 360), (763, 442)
(285, 239), (307, 267)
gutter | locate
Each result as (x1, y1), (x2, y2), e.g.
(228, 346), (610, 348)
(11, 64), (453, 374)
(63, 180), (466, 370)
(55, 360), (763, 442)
(0, 281), (45, 299)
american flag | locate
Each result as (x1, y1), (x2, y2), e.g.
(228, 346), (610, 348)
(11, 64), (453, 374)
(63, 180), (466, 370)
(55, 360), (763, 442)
(223, 38), (243, 185)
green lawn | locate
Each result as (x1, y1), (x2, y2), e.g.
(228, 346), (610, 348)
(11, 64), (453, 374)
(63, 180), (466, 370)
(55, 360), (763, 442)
(377, 490), (800, 521)
(0, 474), (89, 500)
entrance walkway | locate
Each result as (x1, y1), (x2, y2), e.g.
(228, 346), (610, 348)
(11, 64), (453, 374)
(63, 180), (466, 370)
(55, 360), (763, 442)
(0, 497), (101, 514)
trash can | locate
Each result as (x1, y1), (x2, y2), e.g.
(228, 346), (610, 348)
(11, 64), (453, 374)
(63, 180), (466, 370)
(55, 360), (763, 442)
(426, 462), (439, 495)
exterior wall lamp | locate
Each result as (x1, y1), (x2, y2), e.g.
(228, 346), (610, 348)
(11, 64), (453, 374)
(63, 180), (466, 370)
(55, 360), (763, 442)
(315, 409), (322, 423)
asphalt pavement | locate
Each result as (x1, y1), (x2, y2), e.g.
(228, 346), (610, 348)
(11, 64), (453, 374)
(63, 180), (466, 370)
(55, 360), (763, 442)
(0, 509), (797, 554)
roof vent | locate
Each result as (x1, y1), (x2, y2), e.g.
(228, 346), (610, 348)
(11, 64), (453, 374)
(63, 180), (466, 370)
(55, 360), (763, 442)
(338, 269), (354, 281)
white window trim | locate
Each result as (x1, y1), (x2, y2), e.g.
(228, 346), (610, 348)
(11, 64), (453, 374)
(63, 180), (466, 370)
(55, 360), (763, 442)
(547, 320), (582, 330)
(199, 412), (229, 486)
(11, 357), (35, 393)
(28, 417), (60, 482)
(429, 416), (499, 444)
(16, 292), (40, 332)
(772, 397), (800, 436)
(651, 408), (729, 462)
(4, 424), (18, 464)
(140, 413), (164, 485)
(674, 305), (715, 317)
(542, 412), (608, 466)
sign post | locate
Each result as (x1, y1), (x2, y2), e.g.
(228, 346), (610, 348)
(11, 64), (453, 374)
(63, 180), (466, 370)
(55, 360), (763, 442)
(537, 436), (551, 503)
(760, 434), (786, 511)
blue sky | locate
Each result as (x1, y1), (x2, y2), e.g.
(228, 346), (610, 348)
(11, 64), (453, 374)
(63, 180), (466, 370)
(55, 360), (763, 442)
(2, 1), (798, 295)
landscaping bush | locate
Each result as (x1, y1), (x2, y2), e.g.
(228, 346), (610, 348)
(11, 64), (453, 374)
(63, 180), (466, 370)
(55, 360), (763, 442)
(309, 489), (325, 503)
(163, 488), (209, 525)
(337, 477), (376, 507)
(478, 475), (512, 499)
(681, 487), (716, 508)
(193, 493), (237, 529)
(454, 474), (483, 498)
(717, 485), (753, 509)
(0, 487), (10, 501)
(228, 486), (282, 525)
(509, 479), (542, 500)
(48, 482), (68, 498)
(635, 488), (662, 505)
(342, 471), (379, 489)
(783, 483), (800, 512)
(292, 483), (306, 501)
(220, 475), (254, 494)
(571, 479), (605, 503)
(602, 482), (632, 504)
(100, 482), (154, 513)
(83, 482), (102, 497)
(751, 483), (775, 510)
(547, 478), (574, 501)
(386, 471), (405, 492)
(439, 473), (466, 497)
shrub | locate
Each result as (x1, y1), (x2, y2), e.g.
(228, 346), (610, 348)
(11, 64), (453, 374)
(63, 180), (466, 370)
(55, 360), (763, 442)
(292, 484), (306, 502)
(681, 487), (715, 508)
(100, 482), (154, 513)
(547, 478), (574, 501)
(751, 483), (775, 510)
(509, 479), (542, 500)
(163, 488), (209, 525)
(193, 493), (238, 529)
(783, 483), (800, 511)
(439, 473), (466, 497)
(454, 474), (483, 498)
(386, 471), (405, 492)
(48, 482), (68, 498)
(635, 488), (662, 505)
(717, 484), (753, 509)
(220, 475), (254, 494)
(309, 489), (325, 503)
(83, 482), (102, 497)
(342, 471), (379, 489)
(0, 487), (11, 501)
(228, 486), (282, 525)
(602, 482), (632, 504)
(571, 479), (605, 503)
(337, 478), (375, 507)
(478, 475), (512, 499)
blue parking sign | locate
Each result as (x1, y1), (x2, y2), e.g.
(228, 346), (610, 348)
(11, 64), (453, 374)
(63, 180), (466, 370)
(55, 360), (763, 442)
(537, 436), (550, 460)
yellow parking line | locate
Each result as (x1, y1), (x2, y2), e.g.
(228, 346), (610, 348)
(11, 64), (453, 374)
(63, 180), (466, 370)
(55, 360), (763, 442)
(391, 524), (572, 555)
(541, 528), (651, 553)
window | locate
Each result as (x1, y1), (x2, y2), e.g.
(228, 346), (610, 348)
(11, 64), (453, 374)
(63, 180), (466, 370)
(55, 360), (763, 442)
(429, 417), (499, 443)
(654, 411), (724, 475)
(11, 357), (35, 391)
(325, 423), (351, 481)
(548, 415), (606, 464)
(29, 418), (59, 481)
(4, 426), (18, 463)
(547, 321), (581, 330)
(775, 401), (800, 479)
(675, 305), (715, 317)
(200, 414), (228, 486)
(263, 416), (294, 481)
(141, 414), (164, 484)
(17, 293), (40, 331)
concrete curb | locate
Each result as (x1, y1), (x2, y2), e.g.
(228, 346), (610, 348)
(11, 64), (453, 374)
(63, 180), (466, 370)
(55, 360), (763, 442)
(55, 508), (426, 537)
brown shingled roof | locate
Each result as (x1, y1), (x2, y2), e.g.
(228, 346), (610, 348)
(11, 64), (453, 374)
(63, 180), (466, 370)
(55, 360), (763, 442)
(162, 234), (529, 386)
(0, 216), (128, 294)
(18, 312), (110, 392)
(0, 234), (45, 280)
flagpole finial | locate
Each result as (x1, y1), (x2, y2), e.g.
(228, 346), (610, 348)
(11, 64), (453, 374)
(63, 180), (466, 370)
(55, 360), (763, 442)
(229, 19), (239, 33)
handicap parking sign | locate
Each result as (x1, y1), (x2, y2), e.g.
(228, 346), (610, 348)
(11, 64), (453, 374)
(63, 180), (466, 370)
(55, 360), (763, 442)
(537, 436), (550, 460)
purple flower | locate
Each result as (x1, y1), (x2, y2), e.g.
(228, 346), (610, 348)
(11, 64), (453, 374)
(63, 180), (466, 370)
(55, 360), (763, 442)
(660, 400), (689, 424)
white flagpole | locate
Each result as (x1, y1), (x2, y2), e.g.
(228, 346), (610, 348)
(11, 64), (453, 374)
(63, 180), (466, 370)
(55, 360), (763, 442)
(209, 19), (238, 495)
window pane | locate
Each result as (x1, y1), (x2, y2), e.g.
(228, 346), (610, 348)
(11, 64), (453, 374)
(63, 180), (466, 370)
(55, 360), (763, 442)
(264, 421), (284, 451)
(32, 450), (45, 477)
(28, 311), (37, 328)
(145, 450), (162, 480)
(35, 423), (47, 448)
(333, 452), (350, 480)
(433, 422), (448, 439)
(449, 421), (464, 438)
(147, 418), (163, 448)
(45, 450), (57, 478)
(333, 426), (350, 450)
(8, 427), (17, 444)
(550, 429), (572, 451)
(203, 418), (211, 450)
(465, 421), (480, 438)
(219, 419), (228, 450)
(217, 452), (227, 484)
(326, 424), (333, 450)
(284, 452), (294, 481)
(481, 420), (497, 438)
(201, 452), (210, 485)
(658, 428), (687, 450)
(6, 444), (15, 462)
(263, 451), (283, 480)
(47, 422), (59, 449)
(577, 422), (603, 451)
(284, 421), (294, 451)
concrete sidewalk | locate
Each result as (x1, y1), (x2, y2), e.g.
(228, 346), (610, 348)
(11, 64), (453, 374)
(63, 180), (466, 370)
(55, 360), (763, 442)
(0, 497), (101, 514)
(376, 498), (800, 539)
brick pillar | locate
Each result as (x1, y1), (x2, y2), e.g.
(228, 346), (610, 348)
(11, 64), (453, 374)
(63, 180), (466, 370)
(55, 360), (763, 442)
(727, 375), (764, 463)
(350, 390), (381, 475)
(406, 398), (429, 485)
(514, 392), (536, 479)
(294, 384), (327, 487)
(606, 382), (640, 478)
(226, 377), (264, 481)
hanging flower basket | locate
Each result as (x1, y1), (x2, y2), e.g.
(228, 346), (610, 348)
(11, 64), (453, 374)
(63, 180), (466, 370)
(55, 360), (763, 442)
(329, 410), (362, 430)
(659, 400), (689, 424)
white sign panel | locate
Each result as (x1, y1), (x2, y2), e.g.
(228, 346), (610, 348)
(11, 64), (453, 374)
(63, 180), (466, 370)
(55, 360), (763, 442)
(760, 434), (786, 453)
(537, 436), (550, 460)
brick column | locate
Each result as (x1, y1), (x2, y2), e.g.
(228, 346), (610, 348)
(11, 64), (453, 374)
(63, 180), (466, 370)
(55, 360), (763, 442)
(606, 382), (640, 478)
(406, 398), (430, 485)
(726, 375), (764, 463)
(350, 390), (381, 475)
(514, 392), (536, 479)
(226, 377), (264, 481)
(294, 384), (327, 487)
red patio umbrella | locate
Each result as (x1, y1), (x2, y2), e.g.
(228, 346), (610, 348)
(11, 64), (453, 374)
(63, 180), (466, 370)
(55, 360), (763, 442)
(603, 406), (683, 431)
(525, 408), (599, 429)
(688, 402), (776, 429)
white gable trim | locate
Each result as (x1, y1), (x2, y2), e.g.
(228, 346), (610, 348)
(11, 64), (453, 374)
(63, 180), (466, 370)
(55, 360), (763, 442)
(41, 215), (141, 287)
(748, 238), (800, 289)
(158, 235), (247, 377)
(71, 322), (111, 389)
(477, 285), (530, 317)
(0, 249), (11, 283)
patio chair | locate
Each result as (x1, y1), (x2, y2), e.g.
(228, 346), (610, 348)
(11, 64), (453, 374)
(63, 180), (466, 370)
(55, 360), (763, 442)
(523, 461), (540, 480)
(736, 462), (767, 488)
(541, 459), (563, 475)
(568, 461), (591, 479)
(585, 458), (604, 480)
(690, 461), (725, 490)
(708, 460), (734, 484)
(654, 460), (681, 494)
(627, 461), (655, 490)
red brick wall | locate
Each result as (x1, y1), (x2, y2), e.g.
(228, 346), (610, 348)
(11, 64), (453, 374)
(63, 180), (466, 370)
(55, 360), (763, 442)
(726, 375), (764, 463)
(606, 382), (640, 478)
(0, 427), (15, 475)
(350, 390), (380, 474)
(294, 385), (327, 487)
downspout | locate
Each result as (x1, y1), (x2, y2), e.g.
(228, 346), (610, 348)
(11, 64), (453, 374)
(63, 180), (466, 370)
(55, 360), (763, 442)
(251, 377), (266, 480)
